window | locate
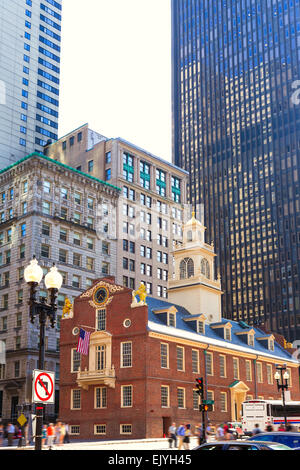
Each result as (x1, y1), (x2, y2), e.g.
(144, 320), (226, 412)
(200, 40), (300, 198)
(94, 424), (106, 435)
(71, 390), (81, 409)
(220, 392), (227, 412)
(160, 343), (169, 369)
(105, 169), (111, 181)
(72, 275), (80, 289)
(161, 386), (169, 408)
(192, 349), (199, 374)
(225, 327), (231, 341)
(43, 180), (51, 193)
(201, 258), (210, 279)
(96, 309), (106, 331)
(176, 346), (184, 371)
(120, 424), (132, 435)
(245, 361), (252, 381)
(180, 258), (194, 279)
(219, 355), (226, 378)
(59, 249), (67, 263)
(41, 244), (50, 258)
(177, 388), (185, 409)
(20, 223), (26, 238)
(42, 201), (51, 215)
(95, 387), (107, 409)
(86, 257), (94, 271)
(156, 169), (166, 196)
(257, 362), (263, 383)
(73, 253), (81, 267)
(123, 153), (134, 182)
(205, 352), (213, 376)
(267, 364), (273, 385)
(197, 320), (205, 334)
(42, 222), (51, 237)
(121, 385), (132, 408)
(105, 151), (111, 163)
(71, 349), (81, 373)
(140, 161), (150, 189)
(121, 342), (132, 368)
(233, 358), (239, 380)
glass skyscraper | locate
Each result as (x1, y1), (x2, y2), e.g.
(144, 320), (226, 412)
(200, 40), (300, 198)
(172, 0), (300, 341)
(0, 0), (62, 168)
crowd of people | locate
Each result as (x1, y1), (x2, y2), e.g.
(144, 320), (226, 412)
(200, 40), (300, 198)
(0, 421), (70, 449)
(168, 420), (300, 447)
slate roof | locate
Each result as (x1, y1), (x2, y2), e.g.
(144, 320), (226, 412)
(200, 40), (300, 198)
(146, 296), (297, 363)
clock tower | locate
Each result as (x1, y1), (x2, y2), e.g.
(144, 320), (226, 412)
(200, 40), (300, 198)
(168, 212), (223, 324)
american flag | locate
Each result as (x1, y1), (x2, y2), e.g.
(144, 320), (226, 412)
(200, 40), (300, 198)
(76, 328), (91, 355)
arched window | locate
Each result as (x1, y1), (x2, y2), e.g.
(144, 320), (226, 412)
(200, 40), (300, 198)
(180, 258), (194, 279)
(201, 258), (210, 279)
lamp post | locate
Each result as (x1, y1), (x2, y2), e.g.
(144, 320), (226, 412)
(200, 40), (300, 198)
(24, 257), (63, 451)
(274, 364), (290, 430)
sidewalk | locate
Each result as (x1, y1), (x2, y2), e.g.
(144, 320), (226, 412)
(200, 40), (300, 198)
(0, 436), (200, 451)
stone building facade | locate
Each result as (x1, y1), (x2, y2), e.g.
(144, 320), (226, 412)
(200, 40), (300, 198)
(0, 152), (119, 421)
(46, 123), (189, 300)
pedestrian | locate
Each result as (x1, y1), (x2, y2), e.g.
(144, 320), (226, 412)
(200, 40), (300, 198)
(252, 423), (262, 435)
(278, 423), (286, 432)
(176, 423), (186, 450)
(216, 424), (225, 441)
(55, 421), (61, 445)
(0, 424), (3, 446)
(195, 423), (202, 446)
(42, 424), (47, 447)
(183, 424), (191, 450)
(47, 423), (55, 450)
(168, 422), (177, 448)
(265, 424), (274, 432)
(6, 422), (15, 446)
(64, 423), (70, 444)
(17, 426), (24, 448)
(60, 423), (66, 446)
(206, 421), (213, 441)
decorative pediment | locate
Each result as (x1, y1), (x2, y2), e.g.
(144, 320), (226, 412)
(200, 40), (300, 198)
(80, 281), (125, 309)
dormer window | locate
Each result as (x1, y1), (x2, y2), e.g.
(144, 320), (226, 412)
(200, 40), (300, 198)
(197, 320), (205, 334)
(224, 327), (231, 341)
(248, 334), (254, 347)
(168, 312), (176, 327)
(210, 322), (232, 341)
(256, 335), (275, 351)
(187, 230), (193, 242)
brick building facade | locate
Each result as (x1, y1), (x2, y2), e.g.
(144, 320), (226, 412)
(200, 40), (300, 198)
(59, 215), (300, 440)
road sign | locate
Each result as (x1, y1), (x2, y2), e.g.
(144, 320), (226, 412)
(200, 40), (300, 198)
(17, 414), (27, 427)
(32, 370), (55, 404)
(203, 399), (214, 405)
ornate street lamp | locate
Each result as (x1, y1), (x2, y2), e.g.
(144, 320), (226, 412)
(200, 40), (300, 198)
(274, 364), (290, 429)
(25, 257), (63, 451)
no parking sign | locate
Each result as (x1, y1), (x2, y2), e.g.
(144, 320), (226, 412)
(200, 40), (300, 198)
(32, 370), (55, 404)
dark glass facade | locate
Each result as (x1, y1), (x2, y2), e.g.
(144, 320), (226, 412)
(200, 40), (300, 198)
(172, 0), (300, 341)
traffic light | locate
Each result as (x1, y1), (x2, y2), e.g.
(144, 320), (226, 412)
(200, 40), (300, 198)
(196, 377), (204, 397)
(199, 403), (213, 412)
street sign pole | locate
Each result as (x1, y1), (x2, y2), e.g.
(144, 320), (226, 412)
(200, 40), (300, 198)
(32, 369), (55, 451)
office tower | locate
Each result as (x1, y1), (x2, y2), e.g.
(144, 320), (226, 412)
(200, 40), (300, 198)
(46, 123), (189, 299)
(0, 152), (119, 421)
(171, 0), (300, 341)
(0, 0), (62, 168)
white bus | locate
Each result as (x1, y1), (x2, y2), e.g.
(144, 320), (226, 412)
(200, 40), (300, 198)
(241, 399), (300, 433)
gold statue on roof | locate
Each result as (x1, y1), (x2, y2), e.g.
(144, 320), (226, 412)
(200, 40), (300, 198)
(62, 298), (73, 319)
(131, 283), (148, 308)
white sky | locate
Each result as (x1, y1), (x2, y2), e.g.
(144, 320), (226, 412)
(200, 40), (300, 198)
(59, 0), (172, 162)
